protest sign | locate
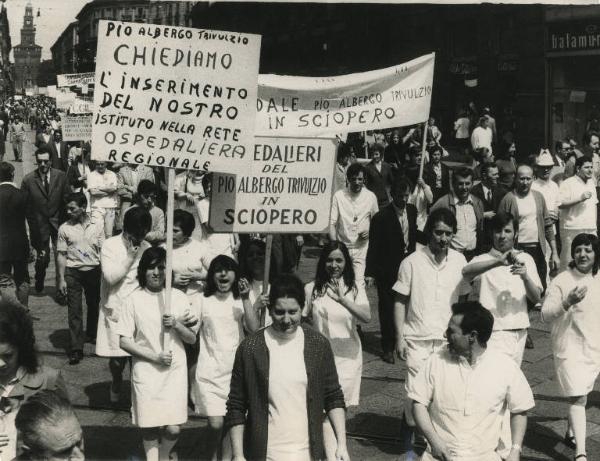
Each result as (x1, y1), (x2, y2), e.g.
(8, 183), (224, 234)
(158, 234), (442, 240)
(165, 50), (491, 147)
(256, 52), (435, 137)
(63, 115), (92, 142)
(210, 136), (337, 233)
(47, 86), (57, 99)
(56, 73), (95, 114)
(91, 20), (261, 174)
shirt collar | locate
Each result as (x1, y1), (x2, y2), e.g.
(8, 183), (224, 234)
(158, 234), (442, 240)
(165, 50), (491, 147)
(456, 348), (487, 367)
(424, 245), (448, 267)
(0, 181), (17, 188)
(0, 367), (26, 393)
(453, 193), (473, 205)
(488, 247), (506, 259)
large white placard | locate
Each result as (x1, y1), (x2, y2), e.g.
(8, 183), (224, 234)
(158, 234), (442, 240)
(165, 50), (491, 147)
(256, 53), (435, 137)
(92, 20), (261, 173)
(210, 137), (337, 233)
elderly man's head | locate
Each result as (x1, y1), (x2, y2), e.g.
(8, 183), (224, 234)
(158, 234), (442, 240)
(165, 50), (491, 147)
(15, 390), (84, 460)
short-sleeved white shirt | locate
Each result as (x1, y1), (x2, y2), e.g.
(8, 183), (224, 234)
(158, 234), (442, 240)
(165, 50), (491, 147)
(532, 179), (560, 215)
(467, 249), (541, 330)
(57, 218), (105, 268)
(393, 247), (470, 340)
(407, 348), (534, 460)
(330, 188), (379, 248)
(88, 170), (118, 209)
(559, 175), (598, 230)
(515, 193), (538, 243)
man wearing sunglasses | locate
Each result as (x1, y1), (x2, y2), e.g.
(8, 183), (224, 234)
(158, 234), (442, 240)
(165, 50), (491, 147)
(21, 147), (69, 296)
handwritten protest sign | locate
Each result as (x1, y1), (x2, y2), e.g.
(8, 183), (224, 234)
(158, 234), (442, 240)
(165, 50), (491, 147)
(256, 53), (435, 137)
(91, 20), (261, 173)
(210, 137), (337, 233)
(56, 73), (95, 141)
(63, 115), (92, 141)
(56, 73), (95, 114)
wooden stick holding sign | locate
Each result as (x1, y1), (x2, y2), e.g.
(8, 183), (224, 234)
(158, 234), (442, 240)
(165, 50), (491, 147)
(418, 121), (428, 180)
(260, 234), (273, 328)
(162, 168), (176, 351)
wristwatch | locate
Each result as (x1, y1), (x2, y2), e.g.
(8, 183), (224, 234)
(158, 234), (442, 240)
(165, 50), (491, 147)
(511, 443), (522, 453)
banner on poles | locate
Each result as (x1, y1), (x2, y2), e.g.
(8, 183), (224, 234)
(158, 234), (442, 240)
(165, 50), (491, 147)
(256, 53), (434, 137)
(210, 137), (337, 233)
(57, 73), (95, 87)
(63, 115), (93, 142)
(91, 20), (261, 173)
(47, 86), (57, 99)
(56, 73), (95, 114)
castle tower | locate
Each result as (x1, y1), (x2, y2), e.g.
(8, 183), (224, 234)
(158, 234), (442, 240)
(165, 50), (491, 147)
(13, 2), (42, 94)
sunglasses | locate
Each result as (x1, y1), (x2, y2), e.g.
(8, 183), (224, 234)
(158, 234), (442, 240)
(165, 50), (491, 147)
(37, 159), (50, 164)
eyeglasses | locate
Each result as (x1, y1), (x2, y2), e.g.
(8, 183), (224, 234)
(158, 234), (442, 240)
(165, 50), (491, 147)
(37, 159), (50, 164)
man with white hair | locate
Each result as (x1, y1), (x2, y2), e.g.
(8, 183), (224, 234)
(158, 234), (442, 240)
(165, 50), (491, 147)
(15, 390), (84, 460)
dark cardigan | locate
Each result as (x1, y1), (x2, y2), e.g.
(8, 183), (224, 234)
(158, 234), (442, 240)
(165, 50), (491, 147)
(225, 324), (346, 461)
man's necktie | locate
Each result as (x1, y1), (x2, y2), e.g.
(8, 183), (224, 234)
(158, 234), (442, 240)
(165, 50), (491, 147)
(43, 175), (49, 194)
(486, 189), (492, 203)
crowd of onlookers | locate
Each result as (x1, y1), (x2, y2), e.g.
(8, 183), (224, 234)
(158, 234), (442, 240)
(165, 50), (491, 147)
(1, 95), (600, 460)
(328, 104), (600, 460)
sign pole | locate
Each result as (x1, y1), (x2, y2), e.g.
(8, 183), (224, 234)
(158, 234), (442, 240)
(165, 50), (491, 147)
(162, 168), (175, 351)
(418, 121), (428, 180)
(260, 234), (273, 328)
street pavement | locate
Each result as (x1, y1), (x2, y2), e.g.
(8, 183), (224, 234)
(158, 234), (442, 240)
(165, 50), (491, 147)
(6, 130), (600, 460)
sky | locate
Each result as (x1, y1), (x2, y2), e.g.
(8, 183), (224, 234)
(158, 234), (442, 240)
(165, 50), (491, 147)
(6, 0), (90, 60)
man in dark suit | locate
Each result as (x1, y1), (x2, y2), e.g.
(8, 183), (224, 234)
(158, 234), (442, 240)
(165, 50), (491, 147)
(422, 144), (450, 203)
(364, 143), (394, 207)
(45, 130), (69, 172)
(471, 162), (506, 251)
(0, 162), (30, 307)
(365, 178), (417, 364)
(21, 147), (69, 294)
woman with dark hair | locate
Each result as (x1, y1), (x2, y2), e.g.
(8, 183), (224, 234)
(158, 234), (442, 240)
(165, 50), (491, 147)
(117, 247), (196, 461)
(304, 241), (370, 458)
(171, 209), (211, 298)
(192, 255), (259, 460)
(541, 233), (600, 461)
(0, 299), (68, 460)
(226, 273), (349, 461)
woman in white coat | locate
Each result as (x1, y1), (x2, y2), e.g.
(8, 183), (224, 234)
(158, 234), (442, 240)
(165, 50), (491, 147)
(541, 233), (600, 461)
(96, 207), (152, 403)
(304, 240), (371, 460)
(117, 247), (196, 461)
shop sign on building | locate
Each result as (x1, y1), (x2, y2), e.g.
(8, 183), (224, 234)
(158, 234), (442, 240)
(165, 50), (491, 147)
(548, 22), (600, 52)
(449, 57), (477, 75)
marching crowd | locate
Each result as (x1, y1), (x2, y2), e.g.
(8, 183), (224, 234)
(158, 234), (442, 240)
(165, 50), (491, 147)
(0, 94), (599, 461)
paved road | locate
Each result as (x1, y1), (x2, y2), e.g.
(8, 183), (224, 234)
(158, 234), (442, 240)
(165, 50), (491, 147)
(6, 130), (600, 460)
